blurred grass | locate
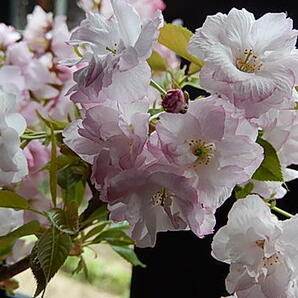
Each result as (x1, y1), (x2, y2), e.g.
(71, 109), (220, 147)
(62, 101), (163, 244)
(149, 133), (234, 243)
(61, 244), (132, 298)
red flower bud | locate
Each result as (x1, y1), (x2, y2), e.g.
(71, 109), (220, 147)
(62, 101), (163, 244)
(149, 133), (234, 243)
(162, 89), (188, 114)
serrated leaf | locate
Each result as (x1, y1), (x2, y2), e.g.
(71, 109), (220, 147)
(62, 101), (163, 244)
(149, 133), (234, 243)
(65, 201), (79, 233)
(80, 205), (108, 227)
(93, 229), (134, 245)
(147, 50), (168, 71)
(83, 221), (110, 241)
(0, 191), (29, 209)
(0, 221), (40, 247)
(30, 244), (47, 297)
(234, 182), (254, 199)
(111, 245), (145, 267)
(158, 24), (203, 68)
(252, 138), (283, 182)
(37, 227), (72, 283)
(47, 208), (77, 235)
(58, 167), (82, 189)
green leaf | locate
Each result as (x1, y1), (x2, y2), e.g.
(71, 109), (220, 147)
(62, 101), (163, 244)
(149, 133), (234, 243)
(30, 244), (47, 297)
(83, 221), (110, 241)
(93, 229), (134, 246)
(47, 208), (77, 235)
(37, 227), (72, 283)
(48, 117), (68, 130)
(180, 75), (202, 89)
(158, 24), (203, 68)
(148, 108), (164, 116)
(234, 182), (254, 199)
(188, 62), (202, 75)
(80, 205), (108, 227)
(147, 50), (168, 71)
(111, 245), (145, 267)
(0, 191), (29, 209)
(65, 201), (79, 233)
(0, 221), (40, 247)
(58, 167), (82, 189)
(252, 138), (283, 182)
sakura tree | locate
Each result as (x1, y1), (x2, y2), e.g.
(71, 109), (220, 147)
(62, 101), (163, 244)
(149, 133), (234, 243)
(1, 1), (298, 297)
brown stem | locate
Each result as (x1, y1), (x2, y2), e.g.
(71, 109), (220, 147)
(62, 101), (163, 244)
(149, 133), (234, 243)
(0, 256), (30, 282)
(79, 179), (102, 225)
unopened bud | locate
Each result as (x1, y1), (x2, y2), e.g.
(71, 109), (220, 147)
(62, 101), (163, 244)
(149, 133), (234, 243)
(162, 89), (188, 114)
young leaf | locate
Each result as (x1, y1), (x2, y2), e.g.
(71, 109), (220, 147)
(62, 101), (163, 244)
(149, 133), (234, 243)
(37, 227), (72, 283)
(147, 50), (168, 71)
(58, 167), (82, 189)
(111, 245), (145, 267)
(47, 208), (77, 235)
(158, 24), (203, 68)
(234, 182), (254, 199)
(252, 138), (283, 182)
(92, 229), (134, 246)
(0, 191), (29, 209)
(83, 221), (110, 241)
(65, 201), (79, 233)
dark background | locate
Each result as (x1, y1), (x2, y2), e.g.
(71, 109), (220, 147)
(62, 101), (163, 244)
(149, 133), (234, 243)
(1, 1), (298, 298)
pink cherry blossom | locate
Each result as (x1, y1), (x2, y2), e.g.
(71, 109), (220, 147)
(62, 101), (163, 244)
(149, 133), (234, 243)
(63, 99), (150, 188)
(68, 0), (163, 104)
(188, 8), (298, 118)
(154, 97), (263, 209)
(107, 165), (215, 247)
(77, 0), (102, 12)
(100, 0), (166, 20)
(23, 6), (53, 54)
(0, 23), (20, 51)
(212, 196), (298, 297)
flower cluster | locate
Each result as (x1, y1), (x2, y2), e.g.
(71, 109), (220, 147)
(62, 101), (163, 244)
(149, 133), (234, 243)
(0, 6), (75, 233)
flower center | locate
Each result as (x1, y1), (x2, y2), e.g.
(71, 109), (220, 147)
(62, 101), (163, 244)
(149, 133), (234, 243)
(152, 188), (172, 207)
(256, 240), (265, 249)
(105, 43), (118, 55)
(262, 253), (280, 268)
(188, 139), (215, 167)
(236, 49), (263, 73)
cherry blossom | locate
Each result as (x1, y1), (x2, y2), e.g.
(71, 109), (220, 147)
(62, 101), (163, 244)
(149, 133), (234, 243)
(100, 0), (166, 20)
(68, 0), (163, 104)
(212, 196), (298, 297)
(188, 8), (298, 118)
(107, 165), (215, 247)
(154, 97), (263, 209)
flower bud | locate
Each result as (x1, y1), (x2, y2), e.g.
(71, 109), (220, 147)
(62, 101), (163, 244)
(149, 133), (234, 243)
(162, 89), (188, 114)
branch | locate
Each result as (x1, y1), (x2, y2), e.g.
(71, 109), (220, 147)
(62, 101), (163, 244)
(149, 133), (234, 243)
(0, 256), (30, 282)
(0, 180), (103, 282)
(79, 179), (102, 225)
